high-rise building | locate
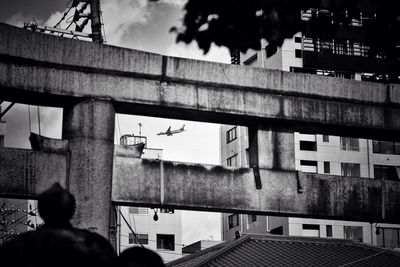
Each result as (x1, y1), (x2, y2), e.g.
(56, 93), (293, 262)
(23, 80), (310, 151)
(221, 7), (400, 248)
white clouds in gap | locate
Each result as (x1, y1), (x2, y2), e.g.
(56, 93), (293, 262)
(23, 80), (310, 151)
(5, 12), (42, 27)
(166, 42), (230, 64)
(100, 0), (185, 47)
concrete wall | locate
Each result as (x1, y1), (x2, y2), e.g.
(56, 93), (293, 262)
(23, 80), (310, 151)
(1, 23), (399, 140)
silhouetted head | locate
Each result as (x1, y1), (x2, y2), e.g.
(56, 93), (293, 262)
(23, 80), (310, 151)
(38, 183), (75, 228)
(117, 247), (165, 267)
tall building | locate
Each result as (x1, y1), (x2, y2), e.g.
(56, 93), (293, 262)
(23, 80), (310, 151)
(221, 7), (400, 248)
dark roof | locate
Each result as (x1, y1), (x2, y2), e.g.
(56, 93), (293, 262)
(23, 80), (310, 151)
(167, 234), (400, 267)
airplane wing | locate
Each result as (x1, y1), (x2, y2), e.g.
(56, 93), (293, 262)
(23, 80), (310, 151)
(171, 125), (185, 134)
(166, 126), (172, 135)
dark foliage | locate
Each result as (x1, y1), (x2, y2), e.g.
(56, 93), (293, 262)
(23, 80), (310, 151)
(171, 0), (399, 64)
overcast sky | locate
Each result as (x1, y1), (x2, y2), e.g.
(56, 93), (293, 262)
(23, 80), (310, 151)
(0, 0), (232, 245)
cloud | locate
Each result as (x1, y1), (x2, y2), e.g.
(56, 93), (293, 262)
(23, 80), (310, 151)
(182, 211), (222, 244)
(166, 42), (230, 63)
(101, 0), (151, 45)
(5, 12), (42, 27)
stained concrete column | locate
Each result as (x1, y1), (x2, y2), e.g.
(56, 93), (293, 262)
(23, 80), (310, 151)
(62, 99), (115, 239)
(249, 126), (295, 170)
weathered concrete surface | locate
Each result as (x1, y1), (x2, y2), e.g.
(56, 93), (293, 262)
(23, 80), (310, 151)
(62, 99), (115, 239)
(0, 147), (68, 198)
(0, 23), (399, 139)
(112, 158), (400, 223)
(249, 127), (295, 170)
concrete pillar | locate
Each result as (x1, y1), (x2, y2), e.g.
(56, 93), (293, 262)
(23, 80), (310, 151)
(249, 126), (295, 170)
(62, 99), (115, 239)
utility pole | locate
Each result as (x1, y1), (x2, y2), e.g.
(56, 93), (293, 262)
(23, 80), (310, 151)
(90, 0), (103, 43)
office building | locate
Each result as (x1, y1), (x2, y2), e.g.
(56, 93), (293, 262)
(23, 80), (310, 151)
(221, 7), (400, 248)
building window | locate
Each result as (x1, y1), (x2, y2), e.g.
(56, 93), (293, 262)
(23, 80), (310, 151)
(344, 226), (363, 242)
(373, 140), (400, 155)
(128, 233), (149, 245)
(227, 154), (238, 167)
(299, 141), (317, 151)
(340, 137), (359, 151)
(374, 165), (400, 181)
(160, 208), (174, 214)
(300, 160), (318, 173)
(248, 214), (257, 223)
(228, 214), (240, 229)
(129, 207), (148, 215)
(157, 234), (175, 250)
(295, 49), (302, 58)
(341, 163), (360, 177)
(129, 233), (149, 245)
(322, 135), (329, 142)
(302, 224), (320, 237)
(226, 127), (237, 143)
(324, 161), (330, 174)
(295, 37), (302, 43)
(376, 228), (400, 248)
(326, 225), (333, 237)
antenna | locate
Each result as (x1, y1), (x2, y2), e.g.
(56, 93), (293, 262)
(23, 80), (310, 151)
(24, 0), (104, 43)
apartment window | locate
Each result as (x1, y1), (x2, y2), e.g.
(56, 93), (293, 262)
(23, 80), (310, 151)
(226, 127), (237, 143)
(324, 161), (330, 174)
(302, 224), (320, 237)
(129, 207), (148, 215)
(326, 225), (333, 237)
(227, 154), (238, 167)
(341, 163), (360, 177)
(373, 140), (400, 155)
(377, 228), (400, 248)
(374, 165), (400, 181)
(334, 40), (347, 55)
(344, 226), (363, 242)
(160, 208), (174, 214)
(322, 135), (329, 142)
(300, 160), (318, 173)
(295, 49), (302, 58)
(157, 234), (175, 250)
(128, 233), (149, 245)
(300, 141), (317, 151)
(248, 214), (257, 223)
(340, 137), (359, 151)
(295, 37), (302, 43)
(228, 214), (240, 229)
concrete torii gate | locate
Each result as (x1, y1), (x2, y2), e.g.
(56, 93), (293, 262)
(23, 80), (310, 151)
(0, 23), (400, 240)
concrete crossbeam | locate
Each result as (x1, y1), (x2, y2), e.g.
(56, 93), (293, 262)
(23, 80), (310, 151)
(0, 147), (68, 198)
(0, 23), (399, 140)
(112, 158), (400, 223)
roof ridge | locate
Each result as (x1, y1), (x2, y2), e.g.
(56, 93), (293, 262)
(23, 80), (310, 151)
(244, 233), (365, 245)
(165, 240), (228, 267)
(191, 235), (251, 267)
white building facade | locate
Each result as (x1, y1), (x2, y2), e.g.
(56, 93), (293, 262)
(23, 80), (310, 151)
(221, 29), (400, 247)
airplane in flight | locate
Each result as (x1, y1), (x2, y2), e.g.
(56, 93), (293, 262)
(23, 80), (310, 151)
(157, 125), (186, 136)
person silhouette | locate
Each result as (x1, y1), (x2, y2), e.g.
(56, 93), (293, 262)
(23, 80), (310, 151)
(0, 183), (116, 267)
(116, 246), (165, 267)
